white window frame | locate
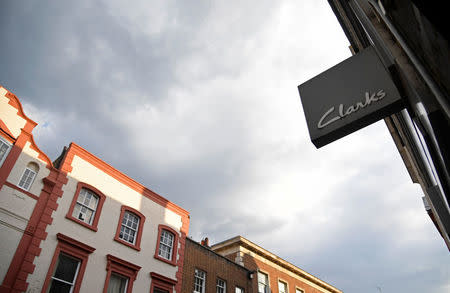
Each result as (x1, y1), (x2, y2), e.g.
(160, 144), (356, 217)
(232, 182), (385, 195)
(72, 188), (99, 225)
(158, 229), (174, 260)
(0, 137), (12, 167)
(295, 288), (304, 293)
(17, 167), (37, 191)
(235, 287), (244, 293)
(119, 211), (140, 244)
(194, 269), (206, 293)
(49, 253), (81, 293)
(258, 271), (269, 293)
(216, 278), (226, 293)
(278, 280), (288, 293)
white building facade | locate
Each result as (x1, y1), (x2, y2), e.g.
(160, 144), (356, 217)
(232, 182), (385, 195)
(0, 86), (190, 293)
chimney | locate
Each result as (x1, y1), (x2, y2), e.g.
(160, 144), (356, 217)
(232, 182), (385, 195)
(201, 237), (210, 247)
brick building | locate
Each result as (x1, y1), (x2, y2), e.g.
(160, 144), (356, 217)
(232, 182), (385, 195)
(182, 238), (253, 293)
(211, 236), (341, 293)
(0, 86), (190, 293)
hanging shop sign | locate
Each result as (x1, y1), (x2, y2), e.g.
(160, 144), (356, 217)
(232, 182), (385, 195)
(297, 46), (404, 148)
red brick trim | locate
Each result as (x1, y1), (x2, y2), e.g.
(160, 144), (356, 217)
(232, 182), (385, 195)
(150, 272), (176, 293)
(154, 225), (179, 266)
(114, 205), (145, 251)
(65, 182), (106, 232)
(103, 254), (141, 293)
(174, 214), (189, 293)
(0, 168), (67, 293)
(3, 87), (37, 131)
(0, 133), (26, 190)
(41, 233), (95, 293)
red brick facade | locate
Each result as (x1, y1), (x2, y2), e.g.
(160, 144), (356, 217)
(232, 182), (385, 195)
(212, 237), (342, 293)
(182, 238), (253, 293)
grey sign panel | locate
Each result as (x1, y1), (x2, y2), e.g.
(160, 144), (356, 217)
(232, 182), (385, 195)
(298, 46), (404, 148)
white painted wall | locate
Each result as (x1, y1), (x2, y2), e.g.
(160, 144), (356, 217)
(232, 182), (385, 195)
(7, 142), (51, 197)
(28, 154), (183, 292)
(0, 87), (27, 138)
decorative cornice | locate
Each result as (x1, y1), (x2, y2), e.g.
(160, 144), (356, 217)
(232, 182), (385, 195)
(212, 236), (342, 293)
(150, 272), (177, 285)
(56, 233), (96, 254)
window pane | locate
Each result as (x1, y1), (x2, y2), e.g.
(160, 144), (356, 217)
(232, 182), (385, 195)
(120, 212), (139, 244)
(48, 280), (72, 293)
(216, 279), (226, 293)
(158, 230), (174, 260)
(53, 254), (79, 282)
(18, 168), (36, 190)
(73, 189), (98, 224)
(0, 139), (11, 164)
(278, 281), (287, 293)
(194, 269), (205, 293)
(107, 273), (128, 293)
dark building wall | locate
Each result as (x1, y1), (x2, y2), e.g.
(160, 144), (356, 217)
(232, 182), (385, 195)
(182, 239), (253, 293)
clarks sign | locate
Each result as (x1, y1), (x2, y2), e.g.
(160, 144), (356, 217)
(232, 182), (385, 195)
(298, 46), (404, 148)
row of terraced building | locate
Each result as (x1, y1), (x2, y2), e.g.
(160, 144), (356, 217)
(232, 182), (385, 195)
(0, 85), (341, 293)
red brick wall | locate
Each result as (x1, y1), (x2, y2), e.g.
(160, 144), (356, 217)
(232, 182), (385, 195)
(223, 251), (327, 293)
(182, 239), (253, 293)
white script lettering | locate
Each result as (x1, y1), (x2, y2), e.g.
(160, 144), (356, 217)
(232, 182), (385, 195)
(317, 90), (385, 129)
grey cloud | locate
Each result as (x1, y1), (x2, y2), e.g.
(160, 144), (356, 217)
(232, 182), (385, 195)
(1, 1), (449, 293)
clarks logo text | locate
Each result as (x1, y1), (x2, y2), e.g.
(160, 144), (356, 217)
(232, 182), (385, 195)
(317, 90), (386, 129)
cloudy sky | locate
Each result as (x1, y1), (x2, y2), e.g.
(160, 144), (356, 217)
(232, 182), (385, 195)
(1, 0), (449, 292)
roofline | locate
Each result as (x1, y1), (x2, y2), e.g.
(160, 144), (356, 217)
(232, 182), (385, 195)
(186, 238), (251, 272)
(211, 236), (342, 293)
(59, 142), (189, 219)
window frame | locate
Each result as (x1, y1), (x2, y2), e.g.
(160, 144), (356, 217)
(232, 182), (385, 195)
(42, 233), (96, 293)
(48, 253), (81, 292)
(17, 166), (37, 191)
(295, 288), (305, 293)
(0, 136), (12, 167)
(103, 254), (141, 293)
(66, 182), (106, 232)
(278, 280), (288, 293)
(193, 268), (206, 293)
(154, 224), (179, 266)
(114, 205), (145, 251)
(257, 271), (269, 293)
(235, 286), (244, 293)
(216, 278), (226, 293)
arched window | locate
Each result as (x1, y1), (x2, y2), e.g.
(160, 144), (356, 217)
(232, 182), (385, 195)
(154, 225), (179, 266)
(66, 182), (106, 231)
(114, 206), (145, 251)
(72, 188), (99, 225)
(18, 162), (39, 191)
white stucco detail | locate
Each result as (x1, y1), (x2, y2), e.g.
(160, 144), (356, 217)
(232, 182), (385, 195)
(0, 223), (23, 283)
(0, 88), (27, 138)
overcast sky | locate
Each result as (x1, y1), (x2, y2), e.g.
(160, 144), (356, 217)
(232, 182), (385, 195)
(1, 1), (449, 292)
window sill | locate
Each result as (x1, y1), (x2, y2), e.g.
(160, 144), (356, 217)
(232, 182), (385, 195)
(65, 215), (98, 232)
(114, 237), (141, 251)
(154, 254), (177, 266)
